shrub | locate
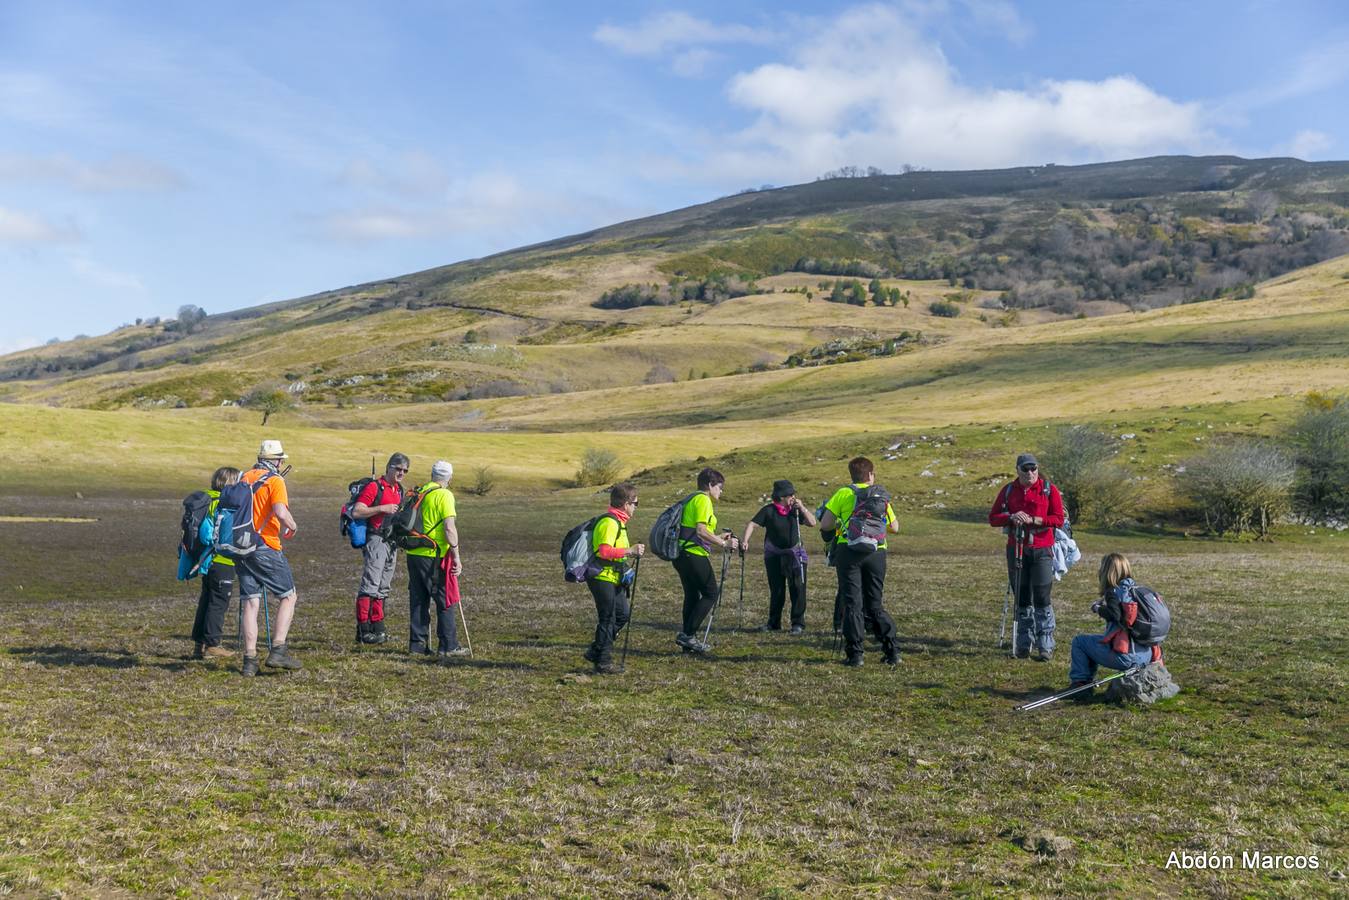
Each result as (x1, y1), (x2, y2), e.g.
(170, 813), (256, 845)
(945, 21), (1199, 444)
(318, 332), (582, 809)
(643, 365), (677, 384)
(575, 448), (622, 487)
(1038, 426), (1119, 523)
(1179, 441), (1294, 538)
(1287, 394), (1349, 523)
(1074, 465), (1136, 527)
(928, 300), (960, 318)
(466, 465), (497, 496)
(241, 384), (294, 426)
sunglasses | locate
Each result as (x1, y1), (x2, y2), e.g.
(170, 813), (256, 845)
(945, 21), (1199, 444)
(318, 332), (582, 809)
(1020, 465), (1038, 472)
(392, 467), (408, 473)
(627, 499), (639, 507)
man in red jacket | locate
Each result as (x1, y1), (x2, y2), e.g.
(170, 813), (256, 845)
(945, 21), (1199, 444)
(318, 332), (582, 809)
(350, 453), (408, 644)
(989, 453), (1065, 661)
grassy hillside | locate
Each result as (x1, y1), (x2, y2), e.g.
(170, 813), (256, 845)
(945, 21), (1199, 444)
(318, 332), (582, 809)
(3, 155), (1348, 410)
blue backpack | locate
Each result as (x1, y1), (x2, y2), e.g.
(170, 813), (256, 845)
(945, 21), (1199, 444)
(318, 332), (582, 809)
(212, 471), (275, 560)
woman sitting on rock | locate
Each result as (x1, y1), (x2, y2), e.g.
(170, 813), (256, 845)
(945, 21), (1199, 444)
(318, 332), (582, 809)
(1067, 552), (1171, 701)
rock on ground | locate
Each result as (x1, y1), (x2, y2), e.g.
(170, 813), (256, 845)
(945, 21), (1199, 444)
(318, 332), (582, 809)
(1105, 662), (1180, 703)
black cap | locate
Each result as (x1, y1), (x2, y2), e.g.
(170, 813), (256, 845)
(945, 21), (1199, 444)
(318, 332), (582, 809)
(1016, 453), (1038, 470)
(772, 479), (796, 500)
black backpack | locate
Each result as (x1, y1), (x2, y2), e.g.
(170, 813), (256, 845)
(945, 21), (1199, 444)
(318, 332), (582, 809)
(387, 485), (444, 551)
(1108, 583), (1171, 646)
(177, 491), (213, 579)
(844, 485), (891, 552)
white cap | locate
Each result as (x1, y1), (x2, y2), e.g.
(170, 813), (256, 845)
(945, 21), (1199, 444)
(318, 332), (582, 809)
(258, 439), (288, 460)
(430, 460), (453, 482)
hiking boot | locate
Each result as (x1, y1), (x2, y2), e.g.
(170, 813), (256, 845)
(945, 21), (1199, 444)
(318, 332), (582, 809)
(192, 643), (205, 660)
(790, 625), (805, 636)
(356, 622), (367, 644)
(883, 647), (901, 666)
(1032, 648), (1054, 663)
(1068, 681), (1095, 703)
(265, 643), (302, 671)
(1013, 648), (1030, 659)
(676, 632), (709, 654)
(371, 623), (389, 645)
(241, 656), (259, 677)
(438, 646), (471, 659)
(203, 644), (234, 659)
(755, 623), (779, 632)
(843, 652), (864, 668)
(360, 629), (381, 645)
(583, 645), (600, 665)
(409, 644), (430, 656)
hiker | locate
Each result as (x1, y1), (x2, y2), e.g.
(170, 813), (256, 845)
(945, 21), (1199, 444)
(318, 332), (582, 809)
(190, 466), (240, 659)
(350, 453), (408, 645)
(819, 457), (901, 667)
(673, 467), (740, 654)
(988, 453), (1065, 661)
(583, 482), (644, 674)
(403, 460), (469, 658)
(742, 479), (816, 634)
(237, 440), (302, 676)
(1066, 552), (1166, 700)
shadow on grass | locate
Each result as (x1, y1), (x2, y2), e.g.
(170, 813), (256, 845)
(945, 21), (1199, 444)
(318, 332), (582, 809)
(9, 644), (191, 672)
(967, 683), (1060, 701)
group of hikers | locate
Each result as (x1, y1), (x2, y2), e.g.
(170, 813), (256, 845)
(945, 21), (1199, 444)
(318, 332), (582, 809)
(180, 441), (1171, 702)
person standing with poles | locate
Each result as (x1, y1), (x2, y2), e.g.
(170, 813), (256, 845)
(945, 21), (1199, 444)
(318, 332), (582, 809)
(819, 457), (901, 667)
(672, 467), (739, 654)
(350, 452), (408, 645)
(236, 441), (302, 676)
(403, 460), (469, 659)
(988, 453), (1065, 661)
(582, 482), (644, 674)
(742, 479), (816, 635)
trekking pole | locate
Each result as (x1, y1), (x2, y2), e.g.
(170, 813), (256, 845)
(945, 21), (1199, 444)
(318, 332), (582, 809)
(1015, 666), (1143, 712)
(737, 550), (746, 628)
(1009, 526), (1025, 656)
(702, 547), (733, 648)
(998, 582), (1012, 648)
(457, 594), (473, 657)
(261, 588), (272, 650)
(619, 557), (640, 670)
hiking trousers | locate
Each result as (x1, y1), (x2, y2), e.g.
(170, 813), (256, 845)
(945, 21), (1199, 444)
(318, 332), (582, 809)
(1069, 629), (1153, 683)
(1007, 545), (1055, 654)
(587, 578), (631, 666)
(836, 546), (897, 656)
(357, 537), (398, 601)
(832, 562), (878, 636)
(673, 553), (719, 636)
(764, 554), (806, 629)
(406, 554), (459, 652)
(191, 564), (234, 647)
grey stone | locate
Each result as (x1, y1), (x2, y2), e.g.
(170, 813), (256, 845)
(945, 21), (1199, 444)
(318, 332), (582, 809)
(1105, 662), (1180, 704)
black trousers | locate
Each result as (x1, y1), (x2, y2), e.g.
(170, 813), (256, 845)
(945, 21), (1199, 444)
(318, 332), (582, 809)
(1006, 545), (1054, 609)
(836, 547), (897, 655)
(191, 564), (234, 647)
(832, 565), (878, 636)
(587, 578), (631, 665)
(406, 554), (459, 652)
(764, 555), (806, 628)
(673, 553), (720, 636)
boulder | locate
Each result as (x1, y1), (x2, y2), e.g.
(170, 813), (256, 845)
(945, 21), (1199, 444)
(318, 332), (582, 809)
(1105, 662), (1180, 704)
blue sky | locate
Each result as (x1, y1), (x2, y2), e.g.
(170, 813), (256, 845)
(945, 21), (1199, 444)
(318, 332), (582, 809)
(2, 0), (1347, 352)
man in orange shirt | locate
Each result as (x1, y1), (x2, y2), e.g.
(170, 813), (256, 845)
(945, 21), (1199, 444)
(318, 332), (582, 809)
(237, 439), (302, 676)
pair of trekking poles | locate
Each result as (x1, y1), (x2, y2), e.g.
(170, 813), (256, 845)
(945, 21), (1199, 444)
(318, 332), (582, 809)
(997, 525), (1040, 654)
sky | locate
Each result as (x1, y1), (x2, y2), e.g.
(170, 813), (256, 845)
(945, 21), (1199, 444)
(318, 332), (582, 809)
(2, 0), (1348, 353)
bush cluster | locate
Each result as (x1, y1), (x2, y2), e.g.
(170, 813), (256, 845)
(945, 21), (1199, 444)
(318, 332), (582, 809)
(575, 448), (623, 487)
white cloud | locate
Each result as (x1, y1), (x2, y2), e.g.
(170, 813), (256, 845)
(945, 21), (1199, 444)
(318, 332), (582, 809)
(0, 154), (185, 191)
(0, 207), (80, 243)
(70, 256), (146, 292)
(336, 150), (450, 197)
(594, 11), (775, 57)
(692, 3), (1211, 182)
(1283, 129), (1333, 160)
(313, 171), (639, 245)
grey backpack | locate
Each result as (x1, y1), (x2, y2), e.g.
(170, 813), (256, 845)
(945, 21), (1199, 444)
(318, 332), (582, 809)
(649, 493), (697, 561)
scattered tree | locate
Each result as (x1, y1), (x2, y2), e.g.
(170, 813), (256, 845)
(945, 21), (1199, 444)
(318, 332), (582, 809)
(575, 447), (622, 487)
(242, 385), (295, 426)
